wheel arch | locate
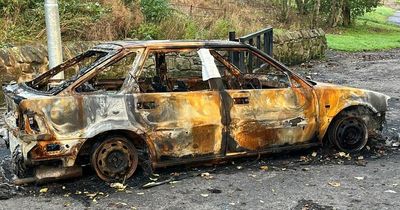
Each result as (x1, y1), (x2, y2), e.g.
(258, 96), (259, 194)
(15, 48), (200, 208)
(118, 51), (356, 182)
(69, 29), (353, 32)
(319, 104), (377, 143)
(75, 129), (156, 166)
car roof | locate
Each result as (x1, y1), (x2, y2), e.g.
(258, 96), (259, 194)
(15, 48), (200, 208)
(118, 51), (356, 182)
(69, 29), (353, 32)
(94, 40), (246, 50)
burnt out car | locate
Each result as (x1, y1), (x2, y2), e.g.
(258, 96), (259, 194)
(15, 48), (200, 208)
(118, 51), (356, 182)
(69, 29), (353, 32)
(1, 40), (389, 183)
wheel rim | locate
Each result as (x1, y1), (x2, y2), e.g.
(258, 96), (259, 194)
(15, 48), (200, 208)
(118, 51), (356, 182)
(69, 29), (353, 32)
(334, 117), (368, 152)
(93, 137), (138, 182)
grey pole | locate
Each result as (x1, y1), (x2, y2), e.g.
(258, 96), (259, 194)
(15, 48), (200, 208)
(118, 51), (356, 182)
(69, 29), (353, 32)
(45, 0), (64, 79)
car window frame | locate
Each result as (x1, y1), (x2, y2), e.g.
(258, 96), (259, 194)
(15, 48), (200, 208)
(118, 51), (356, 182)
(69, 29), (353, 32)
(67, 48), (144, 95)
(134, 47), (221, 93)
(209, 47), (294, 90)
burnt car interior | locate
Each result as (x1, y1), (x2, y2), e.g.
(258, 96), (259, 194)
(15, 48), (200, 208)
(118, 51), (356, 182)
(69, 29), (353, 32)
(137, 48), (291, 93)
(27, 47), (291, 95)
(76, 52), (137, 93)
(28, 50), (108, 93)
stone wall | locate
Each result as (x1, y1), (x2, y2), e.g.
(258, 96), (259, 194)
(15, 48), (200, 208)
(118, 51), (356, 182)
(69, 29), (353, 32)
(273, 28), (327, 65)
(0, 42), (96, 104)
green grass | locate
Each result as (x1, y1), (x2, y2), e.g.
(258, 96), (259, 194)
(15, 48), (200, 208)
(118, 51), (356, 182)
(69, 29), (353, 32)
(327, 6), (400, 52)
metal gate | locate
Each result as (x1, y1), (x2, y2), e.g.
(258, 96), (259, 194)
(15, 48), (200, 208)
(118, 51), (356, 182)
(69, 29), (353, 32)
(228, 27), (273, 73)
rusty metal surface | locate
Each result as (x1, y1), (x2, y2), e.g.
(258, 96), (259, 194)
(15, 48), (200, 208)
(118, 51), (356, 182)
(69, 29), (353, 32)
(1, 40), (390, 182)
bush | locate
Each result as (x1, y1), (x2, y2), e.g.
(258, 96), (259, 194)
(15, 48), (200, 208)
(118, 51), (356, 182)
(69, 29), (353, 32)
(140, 0), (172, 23)
(131, 23), (161, 40)
(157, 13), (200, 39)
(207, 19), (233, 39)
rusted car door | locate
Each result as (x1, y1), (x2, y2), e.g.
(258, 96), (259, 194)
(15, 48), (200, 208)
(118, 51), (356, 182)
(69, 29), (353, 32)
(133, 49), (225, 162)
(221, 49), (318, 153)
(226, 87), (318, 153)
(134, 91), (224, 161)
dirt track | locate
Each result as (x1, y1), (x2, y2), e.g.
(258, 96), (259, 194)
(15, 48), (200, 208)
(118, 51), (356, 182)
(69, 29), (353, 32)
(0, 49), (400, 209)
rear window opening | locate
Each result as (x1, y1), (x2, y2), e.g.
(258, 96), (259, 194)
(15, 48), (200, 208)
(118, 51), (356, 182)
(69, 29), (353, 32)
(27, 50), (109, 94)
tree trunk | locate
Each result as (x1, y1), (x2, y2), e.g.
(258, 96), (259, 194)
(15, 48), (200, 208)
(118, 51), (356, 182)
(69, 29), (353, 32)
(329, 0), (344, 27)
(280, 0), (289, 23)
(294, 0), (310, 15)
(295, 0), (304, 15)
(312, 0), (321, 27)
(342, 0), (351, 26)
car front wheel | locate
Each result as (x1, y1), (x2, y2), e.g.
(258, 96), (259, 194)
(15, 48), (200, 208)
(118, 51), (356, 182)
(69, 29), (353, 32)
(91, 135), (138, 182)
(329, 116), (368, 153)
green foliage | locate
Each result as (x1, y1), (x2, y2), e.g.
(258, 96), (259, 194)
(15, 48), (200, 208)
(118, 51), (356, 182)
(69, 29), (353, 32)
(0, 0), (110, 44)
(183, 20), (198, 39)
(327, 6), (400, 51)
(131, 23), (161, 40)
(347, 0), (380, 18)
(140, 0), (172, 23)
(207, 19), (233, 39)
(319, 0), (380, 24)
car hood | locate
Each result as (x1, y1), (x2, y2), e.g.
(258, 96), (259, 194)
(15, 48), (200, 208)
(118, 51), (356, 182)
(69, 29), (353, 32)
(312, 81), (390, 112)
(3, 83), (49, 104)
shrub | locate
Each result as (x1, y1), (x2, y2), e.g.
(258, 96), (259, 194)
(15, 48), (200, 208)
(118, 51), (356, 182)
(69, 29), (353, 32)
(207, 19), (233, 39)
(158, 13), (200, 39)
(140, 0), (172, 23)
(131, 23), (161, 40)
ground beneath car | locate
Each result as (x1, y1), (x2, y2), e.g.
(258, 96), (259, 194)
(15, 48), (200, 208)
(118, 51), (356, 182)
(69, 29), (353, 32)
(0, 49), (400, 209)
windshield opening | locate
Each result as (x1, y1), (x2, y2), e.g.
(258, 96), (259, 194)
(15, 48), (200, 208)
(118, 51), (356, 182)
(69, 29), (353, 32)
(27, 50), (109, 93)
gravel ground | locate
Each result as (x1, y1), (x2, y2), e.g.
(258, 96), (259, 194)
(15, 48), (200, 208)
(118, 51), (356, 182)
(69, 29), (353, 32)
(0, 49), (400, 209)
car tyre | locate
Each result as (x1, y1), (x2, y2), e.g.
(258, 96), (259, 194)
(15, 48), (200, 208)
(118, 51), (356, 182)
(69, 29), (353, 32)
(91, 135), (138, 182)
(328, 115), (368, 153)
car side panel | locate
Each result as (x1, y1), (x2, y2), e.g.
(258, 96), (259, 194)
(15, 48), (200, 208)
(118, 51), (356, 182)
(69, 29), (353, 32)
(132, 91), (225, 161)
(226, 86), (318, 152)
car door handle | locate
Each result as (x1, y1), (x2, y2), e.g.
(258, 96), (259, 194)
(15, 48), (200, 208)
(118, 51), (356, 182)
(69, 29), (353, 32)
(137, 101), (156, 109)
(233, 97), (249, 104)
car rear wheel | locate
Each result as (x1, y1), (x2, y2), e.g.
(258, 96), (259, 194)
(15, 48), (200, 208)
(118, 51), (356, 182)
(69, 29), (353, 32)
(329, 116), (368, 153)
(91, 135), (138, 182)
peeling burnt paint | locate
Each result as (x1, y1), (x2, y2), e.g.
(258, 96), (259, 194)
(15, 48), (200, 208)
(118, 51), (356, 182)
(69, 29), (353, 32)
(1, 40), (390, 182)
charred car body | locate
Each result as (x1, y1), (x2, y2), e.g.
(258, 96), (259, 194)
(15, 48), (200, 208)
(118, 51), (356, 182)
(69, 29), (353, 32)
(1, 40), (389, 183)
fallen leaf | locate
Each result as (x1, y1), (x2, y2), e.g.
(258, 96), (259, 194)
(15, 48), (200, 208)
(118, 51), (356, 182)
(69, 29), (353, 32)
(354, 177), (364, 180)
(110, 183), (126, 191)
(200, 194), (209, 197)
(169, 181), (180, 184)
(357, 156), (364, 160)
(201, 172), (214, 180)
(39, 188), (48, 193)
(260, 200), (265, 203)
(260, 165), (269, 171)
(86, 193), (97, 199)
(248, 174), (257, 178)
(328, 181), (341, 187)
(385, 190), (397, 194)
(236, 166), (243, 170)
(355, 160), (367, 166)
(337, 152), (349, 158)
(311, 151), (317, 157)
